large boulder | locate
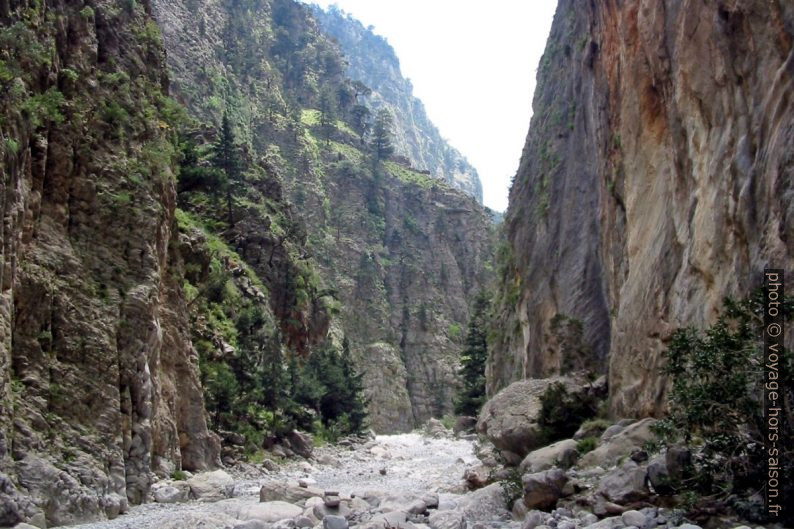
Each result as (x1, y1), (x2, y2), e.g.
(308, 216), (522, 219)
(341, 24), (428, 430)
(456, 483), (510, 521)
(519, 439), (579, 473)
(522, 468), (570, 510)
(477, 377), (588, 458)
(647, 446), (691, 495)
(453, 416), (478, 435)
(597, 461), (650, 504)
(286, 431), (314, 459)
(579, 418), (657, 468)
(187, 470), (235, 502)
(151, 481), (190, 504)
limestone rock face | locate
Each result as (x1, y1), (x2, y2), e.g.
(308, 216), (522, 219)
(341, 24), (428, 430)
(310, 6), (484, 203)
(0, 1), (218, 525)
(489, 0), (794, 418)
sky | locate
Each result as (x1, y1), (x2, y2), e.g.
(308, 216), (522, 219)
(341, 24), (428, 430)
(306, 0), (558, 212)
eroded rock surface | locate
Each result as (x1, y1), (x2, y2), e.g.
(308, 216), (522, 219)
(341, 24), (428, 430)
(488, 0), (794, 418)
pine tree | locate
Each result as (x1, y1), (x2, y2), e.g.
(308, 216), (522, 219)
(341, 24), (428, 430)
(318, 85), (338, 144)
(454, 292), (490, 416)
(211, 112), (243, 225)
(370, 108), (394, 162)
(340, 336), (368, 433)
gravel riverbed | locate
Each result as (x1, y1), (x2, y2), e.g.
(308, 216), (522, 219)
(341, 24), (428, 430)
(67, 433), (479, 529)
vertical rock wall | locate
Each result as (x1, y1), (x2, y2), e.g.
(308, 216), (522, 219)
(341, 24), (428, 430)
(490, 0), (793, 417)
(0, 1), (218, 525)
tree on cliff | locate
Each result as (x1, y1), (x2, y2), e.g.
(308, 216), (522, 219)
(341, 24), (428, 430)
(454, 292), (490, 416)
(370, 108), (394, 162)
(211, 112), (243, 225)
(318, 85), (338, 144)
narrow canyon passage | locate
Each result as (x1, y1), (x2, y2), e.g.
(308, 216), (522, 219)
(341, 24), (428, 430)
(67, 433), (486, 529)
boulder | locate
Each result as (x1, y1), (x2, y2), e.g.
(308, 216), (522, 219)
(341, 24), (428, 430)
(453, 416), (478, 435)
(324, 514), (350, 529)
(152, 482), (189, 504)
(187, 469), (235, 502)
(456, 482), (510, 521)
(428, 510), (464, 529)
(582, 515), (625, 529)
(597, 461), (649, 504)
(600, 425), (626, 442)
(261, 459), (280, 472)
(519, 439), (579, 473)
(422, 493), (439, 509)
(477, 377), (588, 458)
(579, 419), (657, 468)
(647, 446), (690, 495)
(260, 481), (323, 504)
(313, 501), (352, 520)
(621, 510), (647, 527)
(522, 468), (570, 511)
(295, 515), (316, 528)
(324, 495), (342, 508)
(522, 510), (550, 529)
(424, 419), (451, 438)
(464, 465), (492, 490)
(287, 430), (314, 459)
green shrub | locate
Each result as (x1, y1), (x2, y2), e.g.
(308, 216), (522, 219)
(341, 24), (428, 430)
(538, 382), (597, 443)
(576, 436), (597, 454)
(654, 292), (793, 523)
(171, 470), (187, 481)
(497, 467), (523, 507)
(4, 138), (20, 155)
(21, 88), (65, 127)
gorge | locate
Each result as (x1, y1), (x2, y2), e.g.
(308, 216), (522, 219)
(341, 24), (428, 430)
(0, 0), (792, 528)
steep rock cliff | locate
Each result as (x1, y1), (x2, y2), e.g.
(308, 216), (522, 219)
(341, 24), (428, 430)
(152, 0), (494, 432)
(310, 160), (494, 432)
(310, 5), (484, 203)
(0, 1), (218, 525)
(490, 0), (793, 418)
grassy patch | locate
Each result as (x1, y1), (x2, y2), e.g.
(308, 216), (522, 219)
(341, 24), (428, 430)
(301, 108), (321, 126)
(384, 161), (437, 190)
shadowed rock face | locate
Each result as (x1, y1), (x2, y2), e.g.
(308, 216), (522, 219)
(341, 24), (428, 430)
(0, 0), (218, 525)
(490, 0), (793, 417)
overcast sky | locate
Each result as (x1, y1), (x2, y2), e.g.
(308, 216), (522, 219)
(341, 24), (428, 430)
(306, 0), (558, 212)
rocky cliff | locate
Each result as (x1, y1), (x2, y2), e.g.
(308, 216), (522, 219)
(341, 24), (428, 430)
(310, 5), (484, 203)
(152, 0), (495, 432)
(490, 0), (793, 418)
(0, 1), (219, 525)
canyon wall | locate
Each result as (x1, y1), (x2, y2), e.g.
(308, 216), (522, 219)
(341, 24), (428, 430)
(153, 0), (495, 432)
(0, 1), (218, 525)
(490, 0), (793, 418)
